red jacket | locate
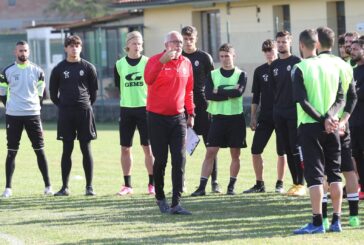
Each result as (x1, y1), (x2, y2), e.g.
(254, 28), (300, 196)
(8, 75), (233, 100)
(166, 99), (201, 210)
(144, 51), (195, 115)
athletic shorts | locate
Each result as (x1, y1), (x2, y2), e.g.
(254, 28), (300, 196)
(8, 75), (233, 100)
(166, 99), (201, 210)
(206, 113), (247, 148)
(273, 107), (298, 155)
(298, 123), (341, 187)
(6, 115), (44, 150)
(193, 96), (210, 136)
(119, 106), (149, 147)
(350, 125), (364, 159)
(193, 106), (210, 137)
(340, 127), (355, 172)
(251, 119), (285, 155)
(57, 106), (97, 141)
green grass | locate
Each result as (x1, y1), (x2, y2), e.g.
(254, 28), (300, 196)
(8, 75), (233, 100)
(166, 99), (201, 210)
(0, 122), (363, 244)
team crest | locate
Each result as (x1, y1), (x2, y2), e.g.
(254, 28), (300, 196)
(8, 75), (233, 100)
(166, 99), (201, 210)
(262, 74), (269, 82)
(63, 71), (70, 79)
(273, 68), (278, 76)
(194, 60), (200, 67)
(80, 70), (84, 76)
(287, 65), (291, 71)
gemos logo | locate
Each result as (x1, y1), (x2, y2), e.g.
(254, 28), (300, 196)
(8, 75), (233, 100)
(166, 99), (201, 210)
(125, 72), (144, 87)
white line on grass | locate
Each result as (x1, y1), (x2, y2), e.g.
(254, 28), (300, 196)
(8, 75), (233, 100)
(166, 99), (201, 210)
(0, 232), (24, 245)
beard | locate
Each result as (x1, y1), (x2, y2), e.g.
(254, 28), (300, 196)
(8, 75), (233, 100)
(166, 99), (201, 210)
(18, 55), (27, 62)
(351, 55), (361, 62)
(278, 49), (288, 54)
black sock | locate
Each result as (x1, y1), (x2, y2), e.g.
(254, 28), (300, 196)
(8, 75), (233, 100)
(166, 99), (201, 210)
(347, 192), (359, 216)
(332, 213), (341, 224)
(228, 177), (237, 190)
(295, 149), (305, 185)
(322, 194), (328, 218)
(61, 141), (74, 189)
(198, 177), (208, 191)
(256, 180), (264, 187)
(211, 158), (218, 183)
(275, 180), (283, 187)
(34, 149), (51, 187)
(312, 213), (323, 226)
(124, 175), (131, 187)
(80, 141), (93, 187)
(148, 175), (154, 185)
(5, 150), (17, 188)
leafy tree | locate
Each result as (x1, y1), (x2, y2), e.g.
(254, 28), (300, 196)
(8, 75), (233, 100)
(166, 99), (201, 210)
(46, 0), (111, 19)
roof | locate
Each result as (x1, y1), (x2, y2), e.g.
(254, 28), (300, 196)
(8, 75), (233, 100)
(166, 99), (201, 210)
(53, 11), (141, 31)
(111, 0), (239, 9)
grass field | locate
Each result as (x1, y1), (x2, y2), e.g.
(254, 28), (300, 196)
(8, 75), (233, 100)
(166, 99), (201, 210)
(0, 122), (363, 245)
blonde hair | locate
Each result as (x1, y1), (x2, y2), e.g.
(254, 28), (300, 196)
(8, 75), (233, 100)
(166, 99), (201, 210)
(124, 31), (143, 52)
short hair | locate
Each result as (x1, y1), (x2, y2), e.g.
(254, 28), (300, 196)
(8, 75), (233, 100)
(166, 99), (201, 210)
(275, 30), (291, 39)
(16, 40), (28, 46)
(299, 29), (318, 50)
(317, 27), (335, 49)
(164, 31), (181, 44)
(219, 43), (234, 53)
(64, 35), (82, 47)
(351, 39), (364, 49)
(344, 32), (360, 40)
(359, 35), (364, 41)
(261, 39), (276, 52)
(124, 31), (143, 52)
(338, 34), (345, 46)
(181, 25), (198, 36)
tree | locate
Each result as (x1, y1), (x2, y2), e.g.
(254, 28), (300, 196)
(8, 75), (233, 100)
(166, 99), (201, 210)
(46, 0), (111, 19)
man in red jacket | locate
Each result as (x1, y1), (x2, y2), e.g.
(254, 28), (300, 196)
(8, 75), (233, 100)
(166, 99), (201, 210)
(144, 31), (195, 215)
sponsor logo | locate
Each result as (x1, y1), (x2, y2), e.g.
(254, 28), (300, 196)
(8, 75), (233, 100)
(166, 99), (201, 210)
(262, 74), (269, 82)
(125, 72), (142, 81)
(124, 72), (143, 87)
(273, 68), (278, 76)
(125, 81), (144, 87)
(63, 71), (70, 79)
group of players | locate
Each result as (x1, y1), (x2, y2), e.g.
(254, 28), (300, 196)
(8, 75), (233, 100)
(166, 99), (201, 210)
(0, 24), (363, 232)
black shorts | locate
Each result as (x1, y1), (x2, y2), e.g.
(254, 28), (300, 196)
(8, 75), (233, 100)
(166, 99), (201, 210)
(193, 106), (210, 137)
(251, 119), (285, 155)
(273, 107), (298, 155)
(350, 125), (364, 159)
(298, 123), (341, 187)
(340, 127), (355, 172)
(119, 107), (149, 147)
(206, 113), (247, 148)
(57, 106), (97, 141)
(193, 96), (210, 136)
(6, 115), (44, 150)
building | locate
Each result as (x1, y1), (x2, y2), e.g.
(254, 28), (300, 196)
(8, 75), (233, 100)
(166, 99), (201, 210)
(112, 0), (364, 94)
(0, 0), (83, 70)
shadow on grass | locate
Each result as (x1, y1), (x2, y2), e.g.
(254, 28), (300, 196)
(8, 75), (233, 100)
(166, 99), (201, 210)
(0, 193), (315, 243)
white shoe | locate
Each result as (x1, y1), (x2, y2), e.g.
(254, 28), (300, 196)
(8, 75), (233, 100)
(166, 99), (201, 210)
(2, 188), (12, 198)
(44, 186), (54, 196)
(275, 186), (284, 194)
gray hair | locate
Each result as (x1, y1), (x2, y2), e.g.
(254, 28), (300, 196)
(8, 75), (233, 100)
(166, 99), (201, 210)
(164, 31), (182, 44)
